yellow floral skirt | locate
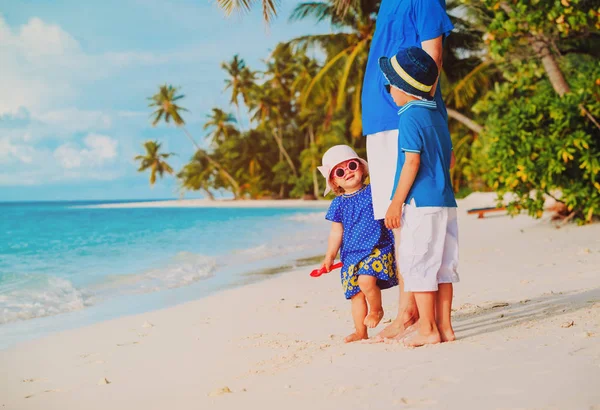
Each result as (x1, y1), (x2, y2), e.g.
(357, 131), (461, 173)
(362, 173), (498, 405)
(341, 247), (398, 299)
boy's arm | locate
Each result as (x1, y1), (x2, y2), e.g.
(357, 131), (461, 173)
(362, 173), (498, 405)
(385, 153), (421, 229)
(422, 36), (443, 97)
(322, 222), (343, 271)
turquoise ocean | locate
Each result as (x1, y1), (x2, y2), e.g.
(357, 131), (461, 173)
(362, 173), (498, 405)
(0, 201), (330, 349)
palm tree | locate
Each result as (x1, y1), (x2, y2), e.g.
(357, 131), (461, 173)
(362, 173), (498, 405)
(215, 0), (279, 23)
(215, 0), (353, 23)
(204, 108), (238, 146)
(222, 55), (247, 128)
(134, 141), (175, 187)
(177, 149), (217, 200)
(148, 85), (199, 148)
(148, 84), (242, 198)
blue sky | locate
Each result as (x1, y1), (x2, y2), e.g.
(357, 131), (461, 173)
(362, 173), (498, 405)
(0, 0), (330, 201)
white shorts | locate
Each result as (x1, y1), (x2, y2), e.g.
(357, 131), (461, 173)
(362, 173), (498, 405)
(366, 129), (399, 220)
(393, 202), (460, 292)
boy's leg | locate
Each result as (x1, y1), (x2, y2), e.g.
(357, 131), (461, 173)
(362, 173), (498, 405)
(436, 208), (460, 342)
(357, 275), (384, 328)
(346, 292), (369, 343)
(436, 284), (455, 342)
(404, 291), (441, 347)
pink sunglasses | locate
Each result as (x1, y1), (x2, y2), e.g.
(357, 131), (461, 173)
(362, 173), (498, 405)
(332, 160), (360, 178)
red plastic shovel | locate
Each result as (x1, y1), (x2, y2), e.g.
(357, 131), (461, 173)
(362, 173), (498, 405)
(310, 262), (343, 278)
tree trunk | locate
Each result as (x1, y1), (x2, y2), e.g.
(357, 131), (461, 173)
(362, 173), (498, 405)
(182, 126), (241, 199)
(309, 125), (320, 198)
(531, 38), (600, 130)
(531, 39), (570, 97)
(181, 127), (201, 150)
(446, 108), (484, 135)
(203, 188), (216, 200)
(273, 126), (298, 177)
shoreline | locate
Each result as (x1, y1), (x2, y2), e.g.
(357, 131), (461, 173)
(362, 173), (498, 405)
(2, 210), (599, 409)
(84, 198), (332, 209)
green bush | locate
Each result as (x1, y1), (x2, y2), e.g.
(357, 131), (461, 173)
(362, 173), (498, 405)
(474, 55), (600, 224)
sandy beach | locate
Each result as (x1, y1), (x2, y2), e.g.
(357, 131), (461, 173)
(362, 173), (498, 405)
(1, 201), (599, 410)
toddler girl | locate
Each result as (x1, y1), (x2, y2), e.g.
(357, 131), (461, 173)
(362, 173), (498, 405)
(318, 145), (398, 343)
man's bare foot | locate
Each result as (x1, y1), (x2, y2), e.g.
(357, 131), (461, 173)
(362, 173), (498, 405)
(438, 325), (456, 342)
(344, 332), (368, 343)
(383, 323), (417, 343)
(403, 330), (441, 347)
(363, 309), (384, 328)
(373, 310), (418, 340)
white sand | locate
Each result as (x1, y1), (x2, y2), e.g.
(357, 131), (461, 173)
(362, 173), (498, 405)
(2, 204), (600, 410)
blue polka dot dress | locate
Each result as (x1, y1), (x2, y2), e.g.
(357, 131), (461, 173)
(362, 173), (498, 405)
(325, 184), (398, 299)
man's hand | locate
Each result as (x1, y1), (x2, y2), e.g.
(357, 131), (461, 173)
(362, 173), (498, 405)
(385, 200), (403, 229)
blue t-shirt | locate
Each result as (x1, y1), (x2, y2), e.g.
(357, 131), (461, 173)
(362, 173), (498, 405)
(391, 100), (457, 207)
(362, 0), (454, 135)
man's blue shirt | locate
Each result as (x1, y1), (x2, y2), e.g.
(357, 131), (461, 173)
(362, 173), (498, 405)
(391, 100), (457, 208)
(362, 0), (454, 135)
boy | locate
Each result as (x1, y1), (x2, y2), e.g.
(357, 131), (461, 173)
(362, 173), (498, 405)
(379, 46), (459, 347)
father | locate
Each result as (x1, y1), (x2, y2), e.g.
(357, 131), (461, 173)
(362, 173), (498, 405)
(362, 0), (454, 340)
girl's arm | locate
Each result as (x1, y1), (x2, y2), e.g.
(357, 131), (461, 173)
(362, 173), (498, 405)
(322, 222), (343, 271)
(385, 152), (421, 229)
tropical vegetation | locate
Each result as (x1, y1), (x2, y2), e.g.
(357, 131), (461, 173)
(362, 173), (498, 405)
(136, 0), (600, 223)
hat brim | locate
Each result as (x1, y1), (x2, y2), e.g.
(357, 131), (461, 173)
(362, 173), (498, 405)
(378, 56), (433, 101)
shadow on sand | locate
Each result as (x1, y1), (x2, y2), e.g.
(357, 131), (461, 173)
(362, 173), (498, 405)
(453, 287), (600, 339)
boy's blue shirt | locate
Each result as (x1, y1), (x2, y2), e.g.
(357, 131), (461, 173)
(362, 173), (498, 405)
(362, 0), (454, 136)
(390, 100), (457, 208)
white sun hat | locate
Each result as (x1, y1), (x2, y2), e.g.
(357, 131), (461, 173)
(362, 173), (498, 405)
(317, 145), (369, 196)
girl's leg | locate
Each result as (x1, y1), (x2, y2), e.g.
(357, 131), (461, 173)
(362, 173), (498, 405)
(345, 292), (368, 343)
(404, 291), (441, 347)
(357, 275), (384, 328)
(436, 283), (456, 342)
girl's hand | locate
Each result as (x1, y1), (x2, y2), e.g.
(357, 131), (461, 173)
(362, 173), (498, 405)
(385, 200), (403, 229)
(321, 256), (335, 272)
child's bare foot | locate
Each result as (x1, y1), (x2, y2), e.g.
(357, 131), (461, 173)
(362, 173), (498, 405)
(363, 309), (384, 328)
(403, 329), (441, 347)
(344, 332), (368, 343)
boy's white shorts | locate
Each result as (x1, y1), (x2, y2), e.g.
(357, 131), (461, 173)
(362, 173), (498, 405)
(366, 129), (399, 220)
(393, 202), (460, 292)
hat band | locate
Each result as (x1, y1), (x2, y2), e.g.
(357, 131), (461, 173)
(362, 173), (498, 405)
(390, 55), (433, 93)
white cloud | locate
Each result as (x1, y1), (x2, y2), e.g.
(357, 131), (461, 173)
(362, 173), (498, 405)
(0, 137), (35, 164)
(36, 109), (113, 133)
(54, 134), (118, 169)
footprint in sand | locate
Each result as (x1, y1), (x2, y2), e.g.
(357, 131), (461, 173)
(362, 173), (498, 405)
(394, 397), (438, 407)
(116, 341), (139, 347)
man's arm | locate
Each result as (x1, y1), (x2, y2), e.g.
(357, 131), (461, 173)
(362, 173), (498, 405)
(385, 152), (421, 229)
(421, 36), (443, 97)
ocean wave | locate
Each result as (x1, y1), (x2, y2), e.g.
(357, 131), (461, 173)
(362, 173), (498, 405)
(0, 276), (93, 325)
(117, 252), (216, 293)
(283, 212), (326, 222)
(0, 252), (216, 325)
(233, 243), (311, 262)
